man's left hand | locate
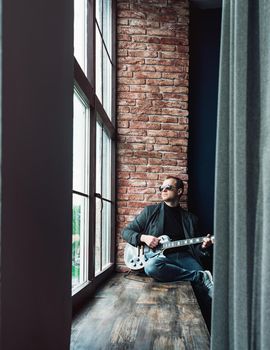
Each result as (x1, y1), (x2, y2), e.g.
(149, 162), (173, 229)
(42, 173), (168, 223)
(201, 234), (213, 249)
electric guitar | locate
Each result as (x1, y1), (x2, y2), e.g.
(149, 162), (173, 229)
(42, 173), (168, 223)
(124, 234), (214, 270)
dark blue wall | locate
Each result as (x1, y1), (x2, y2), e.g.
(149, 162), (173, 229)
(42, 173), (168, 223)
(188, 8), (222, 234)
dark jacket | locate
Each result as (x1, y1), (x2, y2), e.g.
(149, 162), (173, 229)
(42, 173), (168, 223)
(122, 202), (211, 266)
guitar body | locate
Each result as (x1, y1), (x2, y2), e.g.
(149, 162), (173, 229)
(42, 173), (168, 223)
(124, 235), (169, 270)
(124, 234), (214, 270)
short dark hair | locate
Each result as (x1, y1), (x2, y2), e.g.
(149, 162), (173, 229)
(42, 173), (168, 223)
(165, 176), (184, 190)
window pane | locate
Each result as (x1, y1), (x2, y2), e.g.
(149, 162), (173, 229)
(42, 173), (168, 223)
(73, 90), (89, 194)
(96, 0), (102, 28)
(103, 0), (112, 59)
(102, 128), (111, 200)
(74, 0), (87, 73)
(72, 194), (88, 289)
(102, 201), (111, 268)
(95, 197), (102, 274)
(96, 121), (102, 195)
(95, 25), (103, 102)
(103, 50), (112, 119)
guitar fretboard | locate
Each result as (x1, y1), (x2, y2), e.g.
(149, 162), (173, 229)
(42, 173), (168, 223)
(161, 236), (206, 250)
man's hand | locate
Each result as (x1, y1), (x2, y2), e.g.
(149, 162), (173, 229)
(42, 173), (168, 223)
(201, 234), (213, 249)
(140, 234), (160, 249)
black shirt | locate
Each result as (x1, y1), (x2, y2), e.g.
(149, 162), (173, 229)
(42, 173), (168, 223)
(163, 202), (188, 252)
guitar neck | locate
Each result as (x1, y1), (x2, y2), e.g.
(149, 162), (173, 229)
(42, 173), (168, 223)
(161, 236), (210, 250)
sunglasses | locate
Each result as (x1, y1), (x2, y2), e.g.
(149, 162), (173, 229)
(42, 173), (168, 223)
(159, 184), (177, 192)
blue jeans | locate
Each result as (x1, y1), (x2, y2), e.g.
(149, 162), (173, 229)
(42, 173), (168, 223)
(144, 250), (203, 284)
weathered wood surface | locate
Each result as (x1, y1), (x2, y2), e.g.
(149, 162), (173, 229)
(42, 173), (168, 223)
(71, 273), (210, 350)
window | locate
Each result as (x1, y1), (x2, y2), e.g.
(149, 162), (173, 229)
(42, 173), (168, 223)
(72, 0), (115, 299)
(95, 0), (113, 119)
(74, 0), (87, 74)
(95, 120), (112, 274)
(72, 89), (90, 291)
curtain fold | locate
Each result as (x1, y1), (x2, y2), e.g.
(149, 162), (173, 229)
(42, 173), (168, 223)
(211, 0), (270, 349)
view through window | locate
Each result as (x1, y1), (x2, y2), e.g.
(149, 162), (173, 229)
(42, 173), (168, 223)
(72, 0), (115, 294)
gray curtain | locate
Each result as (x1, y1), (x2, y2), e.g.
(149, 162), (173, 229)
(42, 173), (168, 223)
(211, 0), (270, 349)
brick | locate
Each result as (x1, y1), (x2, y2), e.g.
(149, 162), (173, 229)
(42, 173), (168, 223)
(145, 144), (154, 151)
(126, 201), (148, 208)
(128, 50), (158, 58)
(161, 123), (188, 131)
(147, 44), (176, 52)
(117, 164), (136, 172)
(117, 3), (130, 10)
(117, 207), (142, 215)
(117, 70), (132, 77)
(161, 108), (188, 116)
(155, 65), (188, 73)
(118, 179), (147, 187)
(161, 72), (180, 79)
(117, 106), (130, 113)
(127, 64), (156, 72)
(146, 79), (174, 86)
(117, 128), (147, 136)
(133, 72), (161, 79)
(118, 34), (132, 41)
(130, 85), (159, 93)
(136, 165), (163, 173)
(118, 78), (146, 85)
(129, 172), (159, 180)
(119, 156), (147, 165)
(118, 171), (130, 179)
(135, 100), (153, 108)
(127, 187), (156, 194)
(129, 19), (160, 28)
(147, 129), (179, 138)
(133, 150), (162, 158)
(117, 148), (133, 156)
(154, 144), (182, 152)
(147, 28), (177, 37)
(129, 106), (153, 114)
(117, 10), (146, 19)
(162, 166), (187, 173)
(148, 116), (178, 123)
(117, 99), (136, 106)
(162, 93), (188, 101)
(117, 85), (130, 92)
(118, 57), (145, 65)
(119, 41), (146, 50)
(144, 194), (162, 202)
(160, 51), (182, 59)
(174, 79), (189, 87)
(162, 152), (187, 160)
(125, 136), (155, 143)
(129, 121), (161, 130)
(159, 86), (188, 93)
(145, 93), (163, 100)
(118, 18), (129, 25)
(131, 35), (159, 43)
(153, 100), (185, 109)
(147, 14), (178, 23)
(118, 193), (144, 201)
(118, 113), (149, 122)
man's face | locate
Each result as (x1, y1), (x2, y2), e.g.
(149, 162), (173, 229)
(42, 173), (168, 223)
(159, 178), (182, 202)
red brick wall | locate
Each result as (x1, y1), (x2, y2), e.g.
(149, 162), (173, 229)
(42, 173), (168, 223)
(116, 0), (190, 271)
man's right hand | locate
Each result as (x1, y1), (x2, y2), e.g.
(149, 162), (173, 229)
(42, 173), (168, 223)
(140, 234), (160, 249)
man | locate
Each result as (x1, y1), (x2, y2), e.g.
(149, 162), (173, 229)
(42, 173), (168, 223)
(122, 176), (214, 298)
